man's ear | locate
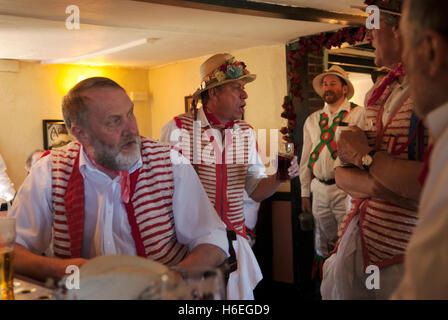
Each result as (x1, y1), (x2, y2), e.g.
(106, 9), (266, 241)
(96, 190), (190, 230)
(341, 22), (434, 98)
(208, 88), (217, 99)
(425, 30), (447, 78)
(70, 124), (90, 145)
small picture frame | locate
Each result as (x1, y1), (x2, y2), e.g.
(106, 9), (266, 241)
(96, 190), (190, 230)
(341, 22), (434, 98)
(42, 119), (72, 150)
(184, 95), (194, 113)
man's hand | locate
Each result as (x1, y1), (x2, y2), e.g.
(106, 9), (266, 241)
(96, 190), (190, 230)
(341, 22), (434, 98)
(287, 155), (300, 180)
(301, 197), (312, 213)
(337, 126), (372, 168)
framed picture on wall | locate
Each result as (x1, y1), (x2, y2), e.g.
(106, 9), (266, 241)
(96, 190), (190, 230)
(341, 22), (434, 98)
(42, 119), (73, 150)
(184, 96), (202, 113)
(184, 95), (193, 113)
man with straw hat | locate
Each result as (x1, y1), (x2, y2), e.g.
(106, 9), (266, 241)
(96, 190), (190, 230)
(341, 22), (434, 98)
(160, 53), (300, 299)
(299, 65), (364, 277)
(321, 0), (429, 299)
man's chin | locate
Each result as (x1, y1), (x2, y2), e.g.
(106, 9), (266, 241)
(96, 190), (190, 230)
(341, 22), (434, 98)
(116, 148), (141, 171)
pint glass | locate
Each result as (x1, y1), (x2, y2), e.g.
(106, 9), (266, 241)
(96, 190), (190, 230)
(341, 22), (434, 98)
(0, 216), (15, 300)
(276, 142), (294, 181)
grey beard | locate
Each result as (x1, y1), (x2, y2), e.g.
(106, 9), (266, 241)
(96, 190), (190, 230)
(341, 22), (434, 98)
(90, 136), (141, 171)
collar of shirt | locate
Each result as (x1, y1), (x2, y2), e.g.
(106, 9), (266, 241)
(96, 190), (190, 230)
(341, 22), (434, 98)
(323, 98), (350, 119)
(197, 106), (241, 130)
(78, 146), (142, 181)
(426, 101), (448, 142)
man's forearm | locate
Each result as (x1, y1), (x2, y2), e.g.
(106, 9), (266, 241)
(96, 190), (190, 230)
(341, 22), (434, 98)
(14, 244), (87, 282)
(335, 167), (419, 210)
(335, 166), (376, 197)
(249, 175), (282, 202)
(369, 152), (423, 201)
(176, 244), (226, 269)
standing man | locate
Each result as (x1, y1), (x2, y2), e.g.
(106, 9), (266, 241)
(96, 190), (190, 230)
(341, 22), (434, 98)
(321, 0), (429, 299)
(8, 77), (228, 283)
(391, 0), (448, 299)
(160, 53), (300, 299)
(299, 66), (364, 265)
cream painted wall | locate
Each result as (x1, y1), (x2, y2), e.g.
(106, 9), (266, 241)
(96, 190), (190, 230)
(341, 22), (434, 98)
(0, 61), (150, 190)
(149, 45), (288, 138)
(148, 45), (289, 183)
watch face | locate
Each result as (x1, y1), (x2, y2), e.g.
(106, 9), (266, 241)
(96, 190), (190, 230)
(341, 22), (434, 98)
(362, 154), (373, 166)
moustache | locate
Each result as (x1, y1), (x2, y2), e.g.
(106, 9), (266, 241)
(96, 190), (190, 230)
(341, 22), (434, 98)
(119, 136), (140, 149)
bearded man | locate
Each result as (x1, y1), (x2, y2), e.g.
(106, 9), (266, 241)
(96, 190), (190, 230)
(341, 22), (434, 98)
(299, 66), (364, 270)
(8, 77), (228, 283)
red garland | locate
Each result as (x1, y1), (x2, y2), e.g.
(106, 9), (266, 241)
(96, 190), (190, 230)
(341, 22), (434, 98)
(281, 26), (366, 148)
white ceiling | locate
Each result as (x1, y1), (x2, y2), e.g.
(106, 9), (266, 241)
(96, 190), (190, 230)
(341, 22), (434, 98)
(0, 0), (366, 68)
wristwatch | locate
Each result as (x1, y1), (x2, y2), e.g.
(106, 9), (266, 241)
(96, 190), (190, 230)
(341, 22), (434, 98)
(361, 149), (377, 171)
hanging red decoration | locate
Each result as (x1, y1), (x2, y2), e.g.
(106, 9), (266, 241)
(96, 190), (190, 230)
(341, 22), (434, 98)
(281, 26), (366, 148)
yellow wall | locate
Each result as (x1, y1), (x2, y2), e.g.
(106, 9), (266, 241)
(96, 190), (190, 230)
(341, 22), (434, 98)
(0, 61), (150, 190)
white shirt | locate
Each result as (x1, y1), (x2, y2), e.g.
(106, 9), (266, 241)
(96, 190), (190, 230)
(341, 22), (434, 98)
(243, 190), (260, 230)
(299, 99), (365, 197)
(160, 107), (267, 195)
(0, 153), (15, 203)
(9, 146), (229, 259)
(391, 102), (448, 299)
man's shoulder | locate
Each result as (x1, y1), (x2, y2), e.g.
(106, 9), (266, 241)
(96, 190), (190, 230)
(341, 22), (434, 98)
(49, 141), (81, 159)
(141, 137), (170, 149)
(235, 119), (254, 130)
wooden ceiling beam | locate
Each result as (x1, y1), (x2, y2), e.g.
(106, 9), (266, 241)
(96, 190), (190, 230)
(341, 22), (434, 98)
(135, 0), (366, 26)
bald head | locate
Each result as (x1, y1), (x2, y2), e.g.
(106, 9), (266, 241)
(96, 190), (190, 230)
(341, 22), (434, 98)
(62, 77), (125, 132)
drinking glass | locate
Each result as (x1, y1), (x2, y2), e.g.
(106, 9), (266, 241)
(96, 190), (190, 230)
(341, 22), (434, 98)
(276, 142), (294, 181)
(0, 216), (16, 300)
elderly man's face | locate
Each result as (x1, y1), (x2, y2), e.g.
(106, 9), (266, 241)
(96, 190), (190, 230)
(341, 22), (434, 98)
(81, 87), (141, 171)
(400, 0), (427, 118)
(367, 16), (402, 68)
(209, 79), (248, 123)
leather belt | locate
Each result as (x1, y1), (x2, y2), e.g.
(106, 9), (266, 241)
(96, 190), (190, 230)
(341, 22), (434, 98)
(317, 178), (336, 185)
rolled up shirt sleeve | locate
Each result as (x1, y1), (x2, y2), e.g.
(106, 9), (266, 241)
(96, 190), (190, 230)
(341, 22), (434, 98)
(7, 156), (54, 255)
(170, 149), (229, 256)
(245, 128), (267, 195)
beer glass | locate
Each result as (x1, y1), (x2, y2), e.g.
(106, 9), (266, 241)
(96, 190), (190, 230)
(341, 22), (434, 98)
(0, 216), (16, 300)
(276, 142), (294, 181)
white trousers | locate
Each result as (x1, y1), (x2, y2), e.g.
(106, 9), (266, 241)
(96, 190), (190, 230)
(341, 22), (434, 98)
(310, 179), (347, 257)
(320, 215), (404, 299)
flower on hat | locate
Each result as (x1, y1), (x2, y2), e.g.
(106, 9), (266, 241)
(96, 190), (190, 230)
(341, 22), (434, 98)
(214, 70), (226, 82)
(225, 64), (244, 80)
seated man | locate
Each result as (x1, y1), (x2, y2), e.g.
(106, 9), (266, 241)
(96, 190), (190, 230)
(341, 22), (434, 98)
(8, 77), (228, 283)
